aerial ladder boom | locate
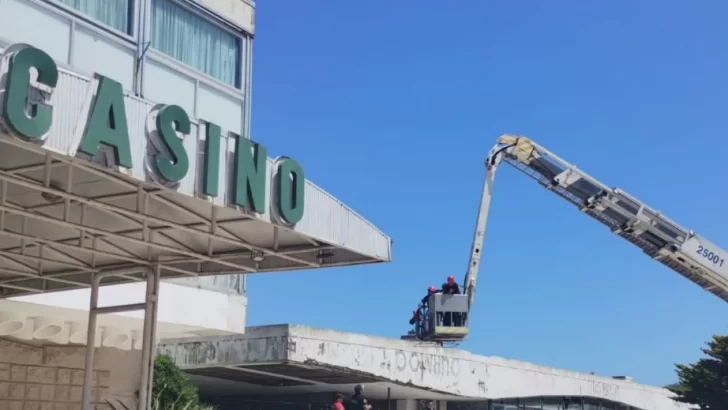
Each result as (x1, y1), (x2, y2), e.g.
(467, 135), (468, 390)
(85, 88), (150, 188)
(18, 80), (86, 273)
(464, 134), (728, 308)
(412, 134), (728, 345)
(462, 142), (505, 311)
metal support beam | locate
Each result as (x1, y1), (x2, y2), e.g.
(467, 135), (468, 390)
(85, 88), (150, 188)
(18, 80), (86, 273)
(80, 266), (152, 410)
(138, 264), (161, 410)
(95, 303), (147, 315)
(0, 161), (318, 268)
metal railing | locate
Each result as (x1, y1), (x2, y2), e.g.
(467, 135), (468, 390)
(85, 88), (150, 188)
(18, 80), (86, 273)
(167, 274), (246, 295)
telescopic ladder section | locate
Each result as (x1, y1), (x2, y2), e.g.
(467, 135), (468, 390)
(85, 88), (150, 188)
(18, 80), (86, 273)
(463, 134), (728, 307)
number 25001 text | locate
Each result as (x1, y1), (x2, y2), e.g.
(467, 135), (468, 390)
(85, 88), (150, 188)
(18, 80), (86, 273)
(696, 245), (724, 267)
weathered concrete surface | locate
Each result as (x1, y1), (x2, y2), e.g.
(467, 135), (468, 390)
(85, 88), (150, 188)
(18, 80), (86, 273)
(0, 338), (141, 409)
(158, 325), (291, 367)
(158, 325), (690, 410)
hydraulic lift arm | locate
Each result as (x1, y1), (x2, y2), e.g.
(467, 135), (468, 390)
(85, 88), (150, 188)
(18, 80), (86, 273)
(463, 135), (728, 310)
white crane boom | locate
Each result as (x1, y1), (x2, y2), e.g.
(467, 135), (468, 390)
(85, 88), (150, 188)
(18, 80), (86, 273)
(463, 135), (728, 311)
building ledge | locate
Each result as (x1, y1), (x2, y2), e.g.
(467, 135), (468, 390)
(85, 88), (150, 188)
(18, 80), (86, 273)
(158, 324), (690, 410)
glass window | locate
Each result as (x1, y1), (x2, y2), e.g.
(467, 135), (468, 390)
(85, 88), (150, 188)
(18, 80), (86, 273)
(55, 0), (131, 33)
(502, 400), (518, 410)
(542, 398), (562, 410)
(151, 0), (241, 87)
(520, 398), (542, 410)
(492, 401), (518, 410)
(563, 398), (582, 410)
(582, 398), (601, 410)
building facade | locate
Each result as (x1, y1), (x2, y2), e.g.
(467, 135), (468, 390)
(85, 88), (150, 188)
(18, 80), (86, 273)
(0, 0), (391, 409)
(1, 0), (255, 137)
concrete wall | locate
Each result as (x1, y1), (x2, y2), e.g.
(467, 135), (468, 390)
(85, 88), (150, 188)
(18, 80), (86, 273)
(14, 282), (248, 335)
(0, 338), (140, 410)
(284, 326), (686, 410)
(159, 325), (690, 410)
(0, 0), (253, 135)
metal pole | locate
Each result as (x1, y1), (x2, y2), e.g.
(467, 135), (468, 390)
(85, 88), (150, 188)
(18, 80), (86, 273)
(146, 264), (161, 408)
(80, 273), (100, 410)
(81, 267), (146, 410)
(387, 387), (391, 410)
(138, 265), (161, 410)
(79, 267), (146, 410)
(138, 270), (155, 409)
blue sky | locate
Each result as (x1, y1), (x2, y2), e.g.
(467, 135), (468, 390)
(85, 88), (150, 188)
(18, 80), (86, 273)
(245, 1), (728, 387)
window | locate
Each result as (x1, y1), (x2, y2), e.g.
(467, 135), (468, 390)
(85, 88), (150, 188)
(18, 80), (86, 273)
(541, 398), (563, 410)
(55, 0), (131, 33)
(520, 398), (543, 410)
(582, 399), (602, 410)
(151, 0), (241, 87)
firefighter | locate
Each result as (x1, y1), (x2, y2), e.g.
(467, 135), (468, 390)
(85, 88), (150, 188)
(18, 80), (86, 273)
(409, 286), (439, 325)
(349, 384), (371, 410)
(441, 275), (462, 326)
(441, 275), (461, 294)
(422, 285), (441, 305)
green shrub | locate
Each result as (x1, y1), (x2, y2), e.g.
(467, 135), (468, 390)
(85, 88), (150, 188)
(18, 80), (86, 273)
(152, 354), (200, 410)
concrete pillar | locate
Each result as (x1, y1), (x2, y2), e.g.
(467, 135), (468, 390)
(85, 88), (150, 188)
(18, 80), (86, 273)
(438, 401), (447, 410)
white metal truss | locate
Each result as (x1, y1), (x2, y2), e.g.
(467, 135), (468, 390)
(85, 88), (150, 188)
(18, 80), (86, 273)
(0, 136), (377, 298)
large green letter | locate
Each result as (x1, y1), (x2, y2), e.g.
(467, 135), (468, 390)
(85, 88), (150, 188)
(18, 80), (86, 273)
(202, 122), (221, 197)
(154, 104), (190, 183)
(2, 47), (58, 139)
(233, 135), (267, 213)
(78, 75), (132, 169)
(276, 158), (305, 224)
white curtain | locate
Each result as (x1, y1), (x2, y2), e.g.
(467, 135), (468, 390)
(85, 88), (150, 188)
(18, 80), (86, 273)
(150, 0), (240, 87)
(57, 0), (129, 33)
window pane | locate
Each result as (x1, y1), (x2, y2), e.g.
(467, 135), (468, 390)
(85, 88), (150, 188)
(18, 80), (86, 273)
(582, 398), (601, 410)
(56, 0), (130, 33)
(501, 400), (518, 410)
(520, 398), (542, 410)
(151, 0), (241, 87)
(542, 398), (562, 410)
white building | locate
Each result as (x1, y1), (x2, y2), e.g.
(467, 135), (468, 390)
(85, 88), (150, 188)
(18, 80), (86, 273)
(0, 0), (390, 409)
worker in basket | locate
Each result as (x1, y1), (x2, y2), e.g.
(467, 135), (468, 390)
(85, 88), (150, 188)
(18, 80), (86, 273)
(442, 275), (461, 294)
(409, 285), (440, 327)
(441, 275), (462, 326)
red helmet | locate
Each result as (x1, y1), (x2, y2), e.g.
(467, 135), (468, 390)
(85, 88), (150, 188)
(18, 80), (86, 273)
(428, 285), (437, 293)
(447, 275), (455, 284)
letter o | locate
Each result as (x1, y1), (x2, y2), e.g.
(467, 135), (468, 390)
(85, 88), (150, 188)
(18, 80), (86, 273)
(409, 353), (420, 372)
(274, 157), (305, 225)
(395, 351), (407, 371)
(450, 359), (460, 377)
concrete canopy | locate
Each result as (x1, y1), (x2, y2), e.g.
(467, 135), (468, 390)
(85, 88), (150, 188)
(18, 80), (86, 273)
(158, 325), (690, 410)
(0, 42), (392, 299)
